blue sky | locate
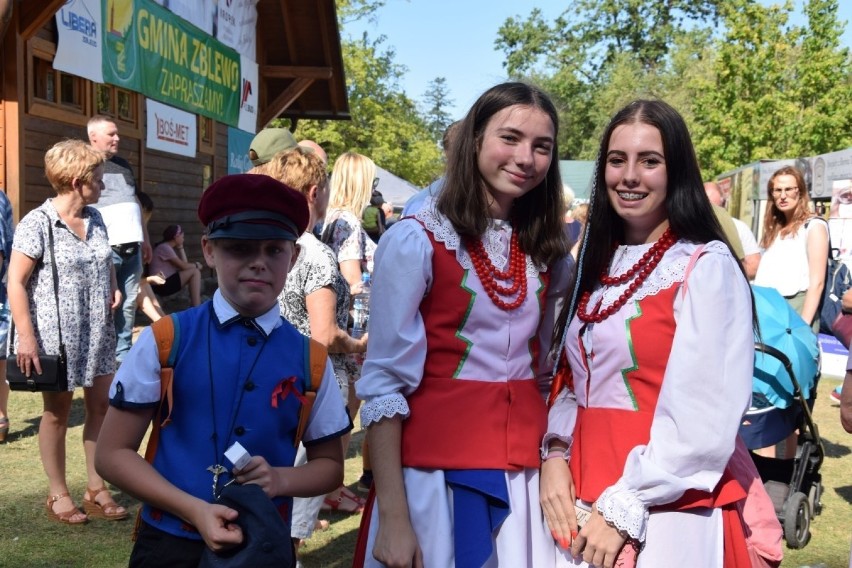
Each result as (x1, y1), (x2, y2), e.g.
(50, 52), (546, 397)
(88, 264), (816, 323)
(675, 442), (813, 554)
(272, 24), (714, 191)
(346, 0), (852, 120)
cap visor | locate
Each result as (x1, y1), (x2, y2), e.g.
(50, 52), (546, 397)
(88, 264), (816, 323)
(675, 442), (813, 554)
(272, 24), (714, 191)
(207, 223), (298, 241)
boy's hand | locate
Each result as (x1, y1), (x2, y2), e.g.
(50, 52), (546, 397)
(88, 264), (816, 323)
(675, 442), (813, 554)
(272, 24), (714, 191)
(233, 456), (281, 498)
(194, 503), (243, 552)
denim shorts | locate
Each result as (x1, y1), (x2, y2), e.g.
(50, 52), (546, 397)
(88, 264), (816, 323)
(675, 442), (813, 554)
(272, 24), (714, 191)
(0, 304), (9, 361)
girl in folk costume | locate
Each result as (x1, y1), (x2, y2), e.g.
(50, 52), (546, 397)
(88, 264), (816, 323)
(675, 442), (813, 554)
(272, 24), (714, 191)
(353, 82), (573, 568)
(541, 100), (782, 568)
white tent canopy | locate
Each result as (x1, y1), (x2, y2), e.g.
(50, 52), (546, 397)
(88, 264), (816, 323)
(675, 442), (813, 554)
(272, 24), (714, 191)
(374, 166), (420, 208)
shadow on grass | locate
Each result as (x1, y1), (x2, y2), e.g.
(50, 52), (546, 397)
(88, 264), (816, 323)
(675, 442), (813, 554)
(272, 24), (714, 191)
(2, 396), (86, 444)
(821, 436), (851, 459)
(300, 524), (360, 567)
(834, 484), (852, 506)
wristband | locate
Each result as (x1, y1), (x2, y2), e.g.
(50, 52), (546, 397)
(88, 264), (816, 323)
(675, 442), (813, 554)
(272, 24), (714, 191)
(541, 446), (570, 461)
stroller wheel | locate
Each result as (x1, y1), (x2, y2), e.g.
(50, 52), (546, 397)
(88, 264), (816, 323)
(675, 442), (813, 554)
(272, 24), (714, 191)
(783, 491), (811, 549)
(808, 481), (823, 516)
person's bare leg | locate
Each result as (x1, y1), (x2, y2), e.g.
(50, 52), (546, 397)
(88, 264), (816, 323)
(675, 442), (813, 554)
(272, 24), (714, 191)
(179, 268), (202, 306)
(82, 375), (126, 515)
(41, 391), (86, 521)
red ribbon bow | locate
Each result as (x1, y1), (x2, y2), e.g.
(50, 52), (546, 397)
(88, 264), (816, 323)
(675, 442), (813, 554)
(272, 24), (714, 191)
(271, 377), (308, 408)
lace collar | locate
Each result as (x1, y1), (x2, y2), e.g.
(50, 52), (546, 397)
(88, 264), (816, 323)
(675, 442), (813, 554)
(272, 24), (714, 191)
(414, 197), (544, 276)
(589, 240), (726, 308)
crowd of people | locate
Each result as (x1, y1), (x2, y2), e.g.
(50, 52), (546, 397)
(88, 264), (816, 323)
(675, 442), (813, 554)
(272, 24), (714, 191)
(0, 82), (849, 568)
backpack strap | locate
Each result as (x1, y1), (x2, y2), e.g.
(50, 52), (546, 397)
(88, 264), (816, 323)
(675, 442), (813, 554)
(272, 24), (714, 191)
(134, 314), (178, 540)
(143, 315), (179, 464)
(293, 338), (327, 447)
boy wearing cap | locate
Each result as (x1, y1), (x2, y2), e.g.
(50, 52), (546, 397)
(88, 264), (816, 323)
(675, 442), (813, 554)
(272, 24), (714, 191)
(96, 174), (351, 566)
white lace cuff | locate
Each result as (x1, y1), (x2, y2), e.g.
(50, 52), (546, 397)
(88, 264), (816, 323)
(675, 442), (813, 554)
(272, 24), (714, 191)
(540, 433), (573, 462)
(596, 481), (649, 542)
(360, 393), (410, 427)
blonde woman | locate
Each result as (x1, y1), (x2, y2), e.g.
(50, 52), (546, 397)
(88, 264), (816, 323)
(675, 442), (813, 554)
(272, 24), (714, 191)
(321, 151), (378, 498)
(322, 152), (377, 291)
(264, 148), (370, 521)
(569, 203), (589, 260)
(754, 165), (828, 329)
(8, 140), (125, 524)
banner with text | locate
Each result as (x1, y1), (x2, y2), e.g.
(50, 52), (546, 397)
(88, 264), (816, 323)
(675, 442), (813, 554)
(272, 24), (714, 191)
(54, 0), (103, 83)
(228, 127), (254, 174)
(215, 0), (258, 59)
(237, 55), (258, 133)
(103, 0), (241, 126)
(146, 99), (197, 157)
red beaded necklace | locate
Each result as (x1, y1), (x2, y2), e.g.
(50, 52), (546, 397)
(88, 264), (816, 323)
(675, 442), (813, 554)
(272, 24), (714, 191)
(577, 227), (677, 323)
(466, 232), (528, 311)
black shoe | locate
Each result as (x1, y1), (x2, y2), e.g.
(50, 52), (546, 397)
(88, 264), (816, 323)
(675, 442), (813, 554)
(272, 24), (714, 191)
(357, 470), (373, 492)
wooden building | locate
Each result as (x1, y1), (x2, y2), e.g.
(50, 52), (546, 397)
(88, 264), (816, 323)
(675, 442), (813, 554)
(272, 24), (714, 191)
(0, 0), (349, 260)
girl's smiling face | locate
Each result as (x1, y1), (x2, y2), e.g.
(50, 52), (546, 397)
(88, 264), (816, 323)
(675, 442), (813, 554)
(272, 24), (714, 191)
(605, 122), (670, 244)
(476, 104), (555, 220)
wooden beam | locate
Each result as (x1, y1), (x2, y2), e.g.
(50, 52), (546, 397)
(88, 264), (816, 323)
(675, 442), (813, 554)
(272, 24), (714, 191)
(19, 0), (65, 40)
(259, 65), (332, 80)
(258, 77), (313, 128)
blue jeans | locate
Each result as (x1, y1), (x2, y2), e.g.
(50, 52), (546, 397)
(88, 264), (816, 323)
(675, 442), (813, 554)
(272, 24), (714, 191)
(112, 247), (142, 362)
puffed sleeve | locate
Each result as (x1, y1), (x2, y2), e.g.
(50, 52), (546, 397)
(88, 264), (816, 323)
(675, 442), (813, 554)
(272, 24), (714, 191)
(595, 245), (753, 541)
(304, 358), (354, 444)
(108, 327), (162, 408)
(355, 219), (433, 426)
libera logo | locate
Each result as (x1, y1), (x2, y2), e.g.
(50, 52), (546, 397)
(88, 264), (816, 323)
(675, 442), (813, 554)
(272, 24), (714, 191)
(60, 0), (98, 45)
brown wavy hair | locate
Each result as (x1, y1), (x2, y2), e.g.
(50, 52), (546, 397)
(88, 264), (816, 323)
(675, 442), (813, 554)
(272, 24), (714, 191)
(759, 166), (812, 249)
(436, 82), (570, 267)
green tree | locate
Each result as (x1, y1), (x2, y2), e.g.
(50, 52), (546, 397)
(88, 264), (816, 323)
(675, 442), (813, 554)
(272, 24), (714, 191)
(691, 0), (796, 173)
(292, 33), (442, 186)
(421, 77), (454, 141)
(495, 1), (721, 160)
(496, 0), (850, 177)
(693, 0), (851, 176)
(788, 0), (852, 156)
(496, 1), (720, 77)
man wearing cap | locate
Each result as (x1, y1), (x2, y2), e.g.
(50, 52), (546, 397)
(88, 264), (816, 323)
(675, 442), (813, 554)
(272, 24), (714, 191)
(96, 174), (351, 566)
(248, 127), (298, 169)
(87, 116), (152, 363)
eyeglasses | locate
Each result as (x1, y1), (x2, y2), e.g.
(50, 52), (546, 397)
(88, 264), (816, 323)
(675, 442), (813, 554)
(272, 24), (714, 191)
(372, 177), (380, 190)
(771, 186), (799, 197)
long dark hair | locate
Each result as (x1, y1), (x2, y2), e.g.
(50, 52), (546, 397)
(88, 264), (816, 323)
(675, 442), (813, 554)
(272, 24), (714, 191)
(437, 82), (569, 267)
(553, 99), (753, 347)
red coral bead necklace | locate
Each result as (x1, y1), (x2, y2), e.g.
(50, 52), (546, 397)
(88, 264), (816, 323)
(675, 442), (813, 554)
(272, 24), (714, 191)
(466, 231), (527, 311)
(577, 227), (677, 323)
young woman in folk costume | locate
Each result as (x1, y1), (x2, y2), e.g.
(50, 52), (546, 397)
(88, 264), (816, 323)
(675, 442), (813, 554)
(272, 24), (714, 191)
(353, 82), (573, 568)
(541, 100), (782, 568)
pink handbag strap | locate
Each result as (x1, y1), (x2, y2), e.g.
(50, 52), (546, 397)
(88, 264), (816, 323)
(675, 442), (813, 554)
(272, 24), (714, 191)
(680, 244), (706, 300)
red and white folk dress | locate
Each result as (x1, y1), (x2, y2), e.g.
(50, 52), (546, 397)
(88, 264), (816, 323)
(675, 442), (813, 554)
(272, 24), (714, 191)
(355, 203), (572, 568)
(547, 240), (757, 567)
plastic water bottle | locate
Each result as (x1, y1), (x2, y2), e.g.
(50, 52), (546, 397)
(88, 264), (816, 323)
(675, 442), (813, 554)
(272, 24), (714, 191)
(351, 272), (371, 340)
(351, 273), (371, 364)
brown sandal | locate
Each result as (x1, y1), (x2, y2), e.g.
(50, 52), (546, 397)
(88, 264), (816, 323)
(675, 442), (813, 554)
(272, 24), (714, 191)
(45, 493), (88, 525)
(82, 486), (128, 521)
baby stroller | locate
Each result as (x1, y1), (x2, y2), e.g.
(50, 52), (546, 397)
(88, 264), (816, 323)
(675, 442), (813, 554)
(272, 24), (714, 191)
(739, 286), (825, 549)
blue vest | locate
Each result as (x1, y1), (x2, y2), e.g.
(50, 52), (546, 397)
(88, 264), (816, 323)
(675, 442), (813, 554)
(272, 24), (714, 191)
(143, 303), (309, 539)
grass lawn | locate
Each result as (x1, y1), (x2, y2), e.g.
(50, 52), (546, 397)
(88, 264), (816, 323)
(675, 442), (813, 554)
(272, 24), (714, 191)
(0, 377), (850, 567)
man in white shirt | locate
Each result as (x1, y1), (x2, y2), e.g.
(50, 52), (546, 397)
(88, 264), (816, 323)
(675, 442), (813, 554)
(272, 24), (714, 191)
(88, 116), (152, 363)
